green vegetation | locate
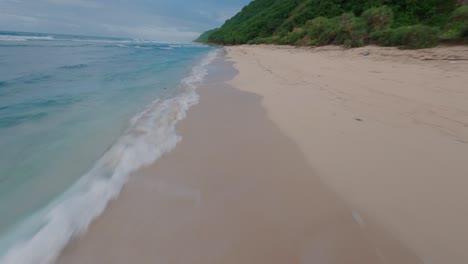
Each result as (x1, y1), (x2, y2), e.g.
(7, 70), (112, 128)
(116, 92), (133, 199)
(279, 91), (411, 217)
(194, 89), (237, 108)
(196, 0), (467, 49)
(304, 17), (337, 46)
(440, 5), (468, 40)
(371, 25), (440, 48)
(361, 6), (394, 32)
(196, 29), (219, 43)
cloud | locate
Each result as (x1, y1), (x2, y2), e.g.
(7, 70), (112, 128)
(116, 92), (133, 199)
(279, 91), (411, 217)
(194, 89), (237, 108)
(102, 24), (200, 42)
(214, 8), (240, 23)
(0, 13), (38, 23)
(0, 0), (250, 41)
(46, 0), (102, 8)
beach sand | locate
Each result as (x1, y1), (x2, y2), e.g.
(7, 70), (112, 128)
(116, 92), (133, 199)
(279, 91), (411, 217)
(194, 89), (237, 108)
(57, 45), (467, 264)
(57, 54), (419, 264)
(225, 45), (468, 263)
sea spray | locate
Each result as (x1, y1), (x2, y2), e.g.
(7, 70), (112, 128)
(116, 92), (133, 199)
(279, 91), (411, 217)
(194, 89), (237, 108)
(0, 49), (220, 264)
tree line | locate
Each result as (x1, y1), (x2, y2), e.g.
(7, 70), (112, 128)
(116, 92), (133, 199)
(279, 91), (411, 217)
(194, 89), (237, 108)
(196, 0), (467, 49)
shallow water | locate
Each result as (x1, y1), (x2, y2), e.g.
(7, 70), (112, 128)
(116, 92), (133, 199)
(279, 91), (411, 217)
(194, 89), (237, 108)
(0, 30), (217, 263)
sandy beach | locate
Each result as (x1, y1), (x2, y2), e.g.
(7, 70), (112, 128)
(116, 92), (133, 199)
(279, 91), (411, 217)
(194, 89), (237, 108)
(226, 45), (468, 263)
(56, 45), (468, 264)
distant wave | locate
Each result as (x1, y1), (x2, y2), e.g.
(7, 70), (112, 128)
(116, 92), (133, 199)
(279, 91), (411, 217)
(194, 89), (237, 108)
(67, 38), (133, 44)
(1, 95), (83, 111)
(0, 33), (128, 44)
(0, 33), (208, 49)
(0, 95), (83, 128)
(23, 74), (53, 84)
(0, 44), (32, 47)
(0, 49), (220, 264)
(58, 64), (88, 70)
(0, 113), (48, 129)
(114, 43), (205, 50)
(0, 35), (54, 42)
(1, 73), (53, 89)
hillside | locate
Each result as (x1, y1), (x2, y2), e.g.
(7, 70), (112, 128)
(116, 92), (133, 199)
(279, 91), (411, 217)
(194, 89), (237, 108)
(196, 0), (467, 48)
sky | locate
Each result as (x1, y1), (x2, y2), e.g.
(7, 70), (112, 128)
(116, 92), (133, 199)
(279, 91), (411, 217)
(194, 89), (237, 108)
(0, 0), (251, 42)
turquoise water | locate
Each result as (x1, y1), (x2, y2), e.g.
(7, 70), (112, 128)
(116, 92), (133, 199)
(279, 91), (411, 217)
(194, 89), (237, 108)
(0, 31), (217, 263)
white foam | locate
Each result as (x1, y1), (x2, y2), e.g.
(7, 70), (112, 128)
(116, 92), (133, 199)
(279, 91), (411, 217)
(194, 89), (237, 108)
(0, 49), (220, 264)
(67, 38), (133, 44)
(0, 35), (54, 42)
(352, 211), (366, 229)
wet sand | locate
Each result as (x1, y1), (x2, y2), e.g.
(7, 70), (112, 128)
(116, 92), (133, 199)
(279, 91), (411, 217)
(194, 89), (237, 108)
(57, 55), (420, 263)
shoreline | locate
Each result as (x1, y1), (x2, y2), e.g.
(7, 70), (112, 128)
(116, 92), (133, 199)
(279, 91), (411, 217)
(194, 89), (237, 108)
(56, 44), (468, 264)
(0, 48), (218, 264)
(56, 50), (420, 264)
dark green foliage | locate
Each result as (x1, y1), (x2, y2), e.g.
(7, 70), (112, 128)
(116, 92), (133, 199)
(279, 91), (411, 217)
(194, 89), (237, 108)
(277, 29), (307, 45)
(305, 17), (338, 45)
(305, 14), (368, 47)
(388, 0), (457, 26)
(452, 5), (468, 21)
(440, 5), (468, 40)
(277, 0), (344, 33)
(195, 29), (219, 43)
(196, 0), (464, 48)
(361, 6), (394, 32)
(335, 13), (368, 47)
(371, 25), (440, 49)
(247, 36), (280, 44)
(206, 0), (301, 44)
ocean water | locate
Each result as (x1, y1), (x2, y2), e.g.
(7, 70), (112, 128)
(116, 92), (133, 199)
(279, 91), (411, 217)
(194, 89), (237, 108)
(0, 31), (218, 263)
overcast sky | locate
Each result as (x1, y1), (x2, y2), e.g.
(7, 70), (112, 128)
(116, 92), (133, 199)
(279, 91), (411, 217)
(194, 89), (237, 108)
(0, 0), (251, 42)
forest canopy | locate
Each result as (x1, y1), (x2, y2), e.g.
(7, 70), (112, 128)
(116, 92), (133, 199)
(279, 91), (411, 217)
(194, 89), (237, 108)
(196, 0), (467, 49)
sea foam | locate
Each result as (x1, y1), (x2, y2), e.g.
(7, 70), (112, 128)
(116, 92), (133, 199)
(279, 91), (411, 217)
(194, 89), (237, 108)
(0, 35), (54, 42)
(0, 49), (220, 264)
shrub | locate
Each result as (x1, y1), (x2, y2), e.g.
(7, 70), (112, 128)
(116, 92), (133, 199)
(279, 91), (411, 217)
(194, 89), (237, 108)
(370, 30), (395, 46)
(277, 29), (307, 45)
(451, 5), (468, 22)
(371, 25), (440, 49)
(361, 6), (394, 32)
(304, 16), (338, 46)
(440, 5), (468, 40)
(247, 36), (281, 44)
(335, 13), (368, 47)
(305, 13), (370, 48)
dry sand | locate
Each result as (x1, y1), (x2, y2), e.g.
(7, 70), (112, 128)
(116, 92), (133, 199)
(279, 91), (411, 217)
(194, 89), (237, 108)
(225, 45), (468, 264)
(57, 55), (420, 264)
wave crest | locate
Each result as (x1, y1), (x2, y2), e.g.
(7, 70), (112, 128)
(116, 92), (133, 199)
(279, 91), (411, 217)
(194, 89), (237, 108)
(0, 35), (54, 42)
(0, 49), (220, 264)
